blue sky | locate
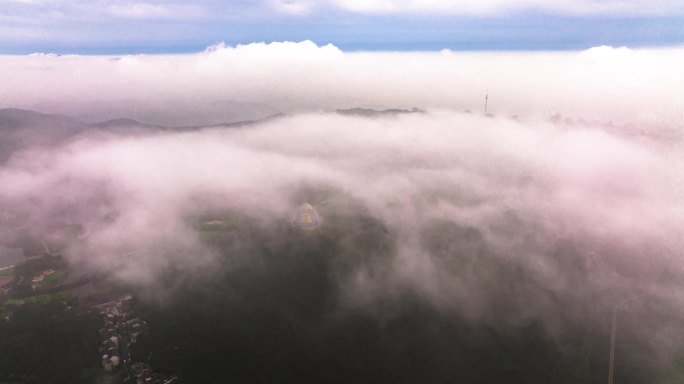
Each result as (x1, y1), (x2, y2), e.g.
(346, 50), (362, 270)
(1, 0), (683, 53)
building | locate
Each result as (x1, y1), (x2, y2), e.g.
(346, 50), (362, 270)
(291, 203), (323, 230)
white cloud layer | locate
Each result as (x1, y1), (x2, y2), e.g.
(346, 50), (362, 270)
(1, 41), (683, 128)
(321, 0), (684, 16)
(108, 2), (172, 18)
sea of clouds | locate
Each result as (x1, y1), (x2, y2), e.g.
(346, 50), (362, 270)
(1, 41), (683, 367)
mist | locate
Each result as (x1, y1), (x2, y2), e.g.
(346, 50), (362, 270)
(1, 41), (684, 382)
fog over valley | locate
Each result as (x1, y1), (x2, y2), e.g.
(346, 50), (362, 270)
(1, 41), (683, 383)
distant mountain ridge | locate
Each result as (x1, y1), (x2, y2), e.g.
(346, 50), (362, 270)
(0, 108), (85, 130)
(91, 118), (161, 129)
(0, 106), (429, 165)
(0, 108), (279, 164)
(0, 108), (88, 164)
(335, 107), (423, 117)
(31, 99), (281, 127)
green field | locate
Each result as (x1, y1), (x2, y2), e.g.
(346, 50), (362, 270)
(41, 269), (69, 285)
(5, 291), (71, 306)
(198, 218), (241, 232)
(0, 267), (14, 278)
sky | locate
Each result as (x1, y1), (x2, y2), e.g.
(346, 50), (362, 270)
(0, 0), (683, 54)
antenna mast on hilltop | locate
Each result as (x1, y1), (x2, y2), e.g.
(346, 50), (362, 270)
(484, 89), (489, 116)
